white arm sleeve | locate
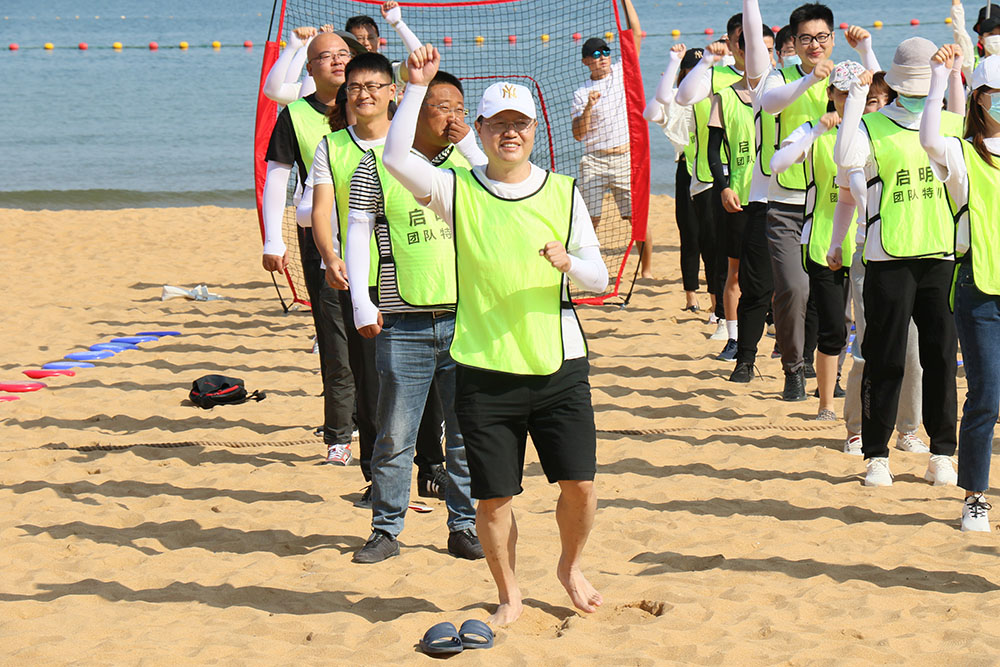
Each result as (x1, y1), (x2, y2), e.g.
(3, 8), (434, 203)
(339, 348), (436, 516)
(743, 0), (771, 82)
(760, 73), (819, 114)
(263, 35), (309, 106)
(833, 80), (869, 167)
(674, 56), (714, 106)
(262, 161), (292, 256)
(383, 83), (437, 201)
(853, 37), (881, 72)
(296, 184), (313, 227)
(392, 20), (423, 54)
(948, 57), (967, 113)
(346, 209), (379, 328)
(644, 52), (682, 123)
(455, 130), (489, 168)
(829, 185), (857, 253)
(952, 1), (977, 79)
(567, 245), (609, 293)
(770, 122), (824, 174)
(921, 62), (951, 167)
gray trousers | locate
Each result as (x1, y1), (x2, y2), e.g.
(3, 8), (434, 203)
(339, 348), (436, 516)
(766, 201), (810, 375)
(843, 245), (923, 436)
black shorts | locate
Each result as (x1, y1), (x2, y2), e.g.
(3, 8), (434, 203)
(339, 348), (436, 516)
(455, 357), (597, 500)
(726, 208), (748, 260)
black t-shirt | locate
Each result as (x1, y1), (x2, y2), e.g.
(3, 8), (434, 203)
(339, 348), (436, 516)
(265, 93), (329, 185)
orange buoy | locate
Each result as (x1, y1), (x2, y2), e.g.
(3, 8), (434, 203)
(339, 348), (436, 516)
(704, 28), (714, 35)
(443, 36), (453, 45)
(78, 42), (88, 50)
(572, 32), (582, 40)
(508, 34), (516, 43)
(839, 22), (848, 29)
(910, 18), (920, 25)
(8, 43), (19, 51)
(378, 36), (387, 46)
(148, 41), (158, 50)
(243, 40), (253, 48)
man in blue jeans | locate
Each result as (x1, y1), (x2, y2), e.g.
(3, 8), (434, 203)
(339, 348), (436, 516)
(341, 58), (487, 563)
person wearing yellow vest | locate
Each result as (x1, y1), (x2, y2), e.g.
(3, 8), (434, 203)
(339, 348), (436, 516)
(384, 45), (609, 627)
(343, 69), (488, 564)
(706, 27), (776, 362)
(676, 13), (746, 339)
(831, 36), (962, 488)
(920, 49), (999, 531)
(262, 30), (362, 465)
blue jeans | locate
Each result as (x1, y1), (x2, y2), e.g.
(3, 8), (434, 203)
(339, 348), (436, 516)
(370, 311), (475, 537)
(954, 262), (1000, 493)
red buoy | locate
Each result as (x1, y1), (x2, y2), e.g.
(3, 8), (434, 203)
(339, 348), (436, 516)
(78, 42), (88, 50)
(378, 36), (387, 46)
(9, 43), (19, 51)
(772, 25), (781, 33)
(641, 30), (647, 38)
(910, 18), (920, 25)
(572, 32), (582, 40)
(705, 28), (715, 35)
(243, 40), (253, 48)
(148, 41), (158, 50)
(508, 34), (516, 43)
(839, 22), (848, 29)
(443, 36), (453, 45)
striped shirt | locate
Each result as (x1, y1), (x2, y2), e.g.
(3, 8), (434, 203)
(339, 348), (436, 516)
(349, 145), (458, 313)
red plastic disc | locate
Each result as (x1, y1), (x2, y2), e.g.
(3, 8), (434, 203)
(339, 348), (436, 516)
(0, 382), (47, 393)
(23, 369), (75, 379)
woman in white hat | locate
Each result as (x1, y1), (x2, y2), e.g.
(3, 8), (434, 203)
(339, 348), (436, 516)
(919, 47), (1000, 532)
(832, 37), (964, 488)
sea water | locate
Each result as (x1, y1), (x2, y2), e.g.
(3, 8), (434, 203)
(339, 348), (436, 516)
(0, 0), (966, 209)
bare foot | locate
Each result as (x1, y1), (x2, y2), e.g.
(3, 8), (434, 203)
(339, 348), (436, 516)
(641, 270), (655, 279)
(487, 600), (523, 627)
(557, 562), (602, 613)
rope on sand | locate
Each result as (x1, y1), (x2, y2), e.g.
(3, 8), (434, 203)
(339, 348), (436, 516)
(597, 423), (842, 436)
(54, 439), (322, 452)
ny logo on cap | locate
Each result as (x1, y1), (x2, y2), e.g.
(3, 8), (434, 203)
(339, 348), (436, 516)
(501, 84), (517, 98)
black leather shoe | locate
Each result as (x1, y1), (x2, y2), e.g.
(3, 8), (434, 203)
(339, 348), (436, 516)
(729, 361), (755, 383)
(782, 369), (807, 401)
(417, 463), (448, 500)
(447, 529), (484, 560)
(352, 530), (400, 564)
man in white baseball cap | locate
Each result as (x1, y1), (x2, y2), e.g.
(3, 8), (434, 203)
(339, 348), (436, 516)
(381, 43), (610, 627)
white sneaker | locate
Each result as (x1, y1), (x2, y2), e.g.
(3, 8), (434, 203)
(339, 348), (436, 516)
(924, 454), (958, 486)
(844, 434), (863, 456)
(961, 494), (992, 532)
(895, 431), (930, 453)
(708, 314), (719, 325)
(311, 336), (319, 354)
(324, 443), (353, 466)
(709, 320), (728, 341)
(865, 457), (893, 486)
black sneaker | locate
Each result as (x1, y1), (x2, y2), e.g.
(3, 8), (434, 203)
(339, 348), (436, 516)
(352, 530), (399, 564)
(716, 339), (738, 361)
(813, 382), (846, 399)
(729, 361), (755, 383)
(354, 485), (372, 509)
(417, 463), (448, 500)
(447, 528), (485, 560)
(782, 369), (807, 402)
(803, 362), (816, 379)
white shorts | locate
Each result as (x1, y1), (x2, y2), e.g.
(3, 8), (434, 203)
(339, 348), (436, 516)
(579, 150), (632, 221)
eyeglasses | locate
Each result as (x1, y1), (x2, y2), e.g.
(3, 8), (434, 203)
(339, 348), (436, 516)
(310, 50), (352, 64)
(423, 102), (468, 117)
(482, 118), (535, 134)
(345, 82), (393, 95)
(586, 48), (612, 59)
(796, 32), (831, 46)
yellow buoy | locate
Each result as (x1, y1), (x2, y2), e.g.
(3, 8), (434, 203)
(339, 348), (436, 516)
(945, 16), (953, 23)
(211, 40), (221, 48)
(605, 31), (615, 41)
(112, 41), (122, 49)
(671, 28), (681, 37)
(541, 34), (549, 42)
(279, 40), (286, 47)
(43, 42), (54, 50)
(179, 41), (189, 49)
(873, 20), (883, 28)
(475, 35), (484, 44)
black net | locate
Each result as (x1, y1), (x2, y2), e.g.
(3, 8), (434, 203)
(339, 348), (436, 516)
(263, 0), (647, 307)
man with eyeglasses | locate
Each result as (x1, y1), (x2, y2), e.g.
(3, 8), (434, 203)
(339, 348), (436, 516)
(384, 44), (609, 627)
(343, 66), (488, 564)
(261, 29), (364, 466)
(570, 0), (647, 276)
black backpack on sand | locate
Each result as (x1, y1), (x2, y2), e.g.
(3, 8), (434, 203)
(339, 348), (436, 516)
(189, 374), (266, 409)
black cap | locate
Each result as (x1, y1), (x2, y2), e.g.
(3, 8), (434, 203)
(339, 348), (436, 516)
(680, 47), (704, 72)
(581, 37), (610, 58)
(975, 4), (1000, 33)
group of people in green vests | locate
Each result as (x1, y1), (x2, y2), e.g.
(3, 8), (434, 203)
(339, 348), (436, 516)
(260, 1), (609, 627)
(647, 0), (1000, 532)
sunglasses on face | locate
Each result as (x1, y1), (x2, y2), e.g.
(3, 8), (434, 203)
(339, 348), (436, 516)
(587, 48), (612, 59)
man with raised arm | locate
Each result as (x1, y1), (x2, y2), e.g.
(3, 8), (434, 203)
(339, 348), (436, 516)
(383, 44), (609, 626)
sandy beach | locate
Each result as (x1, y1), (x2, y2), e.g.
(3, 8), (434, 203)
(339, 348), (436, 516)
(1, 199), (997, 664)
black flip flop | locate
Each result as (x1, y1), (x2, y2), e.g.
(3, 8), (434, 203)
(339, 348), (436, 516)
(418, 621), (463, 655)
(458, 619), (494, 649)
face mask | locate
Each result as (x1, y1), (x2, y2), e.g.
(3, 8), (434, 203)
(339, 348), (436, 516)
(988, 93), (1000, 124)
(898, 95), (926, 114)
(783, 54), (802, 67)
(983, 34), (1000, 56)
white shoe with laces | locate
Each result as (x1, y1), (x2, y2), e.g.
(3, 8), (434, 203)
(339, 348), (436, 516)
(865, 457), (893, 486)
(709, 320), (728, 341)
(924, 454), (958, 486)
(324, 443), (353, 466)
(895, 431), (930, 453)
(961, 494), (992, 532)
(844, 434), (863, 456)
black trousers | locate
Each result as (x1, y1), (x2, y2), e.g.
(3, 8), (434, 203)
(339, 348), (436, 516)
(339, 287), (445, 481)
(675, 158), (708, 293)
(735, 202), (772, 364)
(691, 188), (721, 307)
(861, 259), (958, 459)
(298, 226), (354, 446)
(804, 291), (819, 365)
(806, 258), (849, 356)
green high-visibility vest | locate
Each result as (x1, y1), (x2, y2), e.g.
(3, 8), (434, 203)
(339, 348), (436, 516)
(326, 129), (379, 286)
(956, 138), (1000, 295)
(718, 85), (755, 205)
(450, 168), (581, 376)
(861, 110), (964, 260)
(774, 66), (828, 191)
(371, 145), (470, 307)
(803, 124), (857, 268)
(692, 65), (743, 184)
(755, 106), (777, 179)
(287, 98), (330, 172)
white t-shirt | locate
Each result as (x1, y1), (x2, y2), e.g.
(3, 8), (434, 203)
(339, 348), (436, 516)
(927, 136), (1000, 256)
(427, 162), (599, 360)
(762, 70), (808, 206)
(571, 61), (630, 153)
(747, 67), (772, 204)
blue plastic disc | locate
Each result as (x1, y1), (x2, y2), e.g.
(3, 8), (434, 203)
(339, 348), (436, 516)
(90, 342), (138, 351)
(65, 350), (115, 361)
(110, 336), (159, 344)
(43, 361), (95, 369)
(135, 330), (181, 337)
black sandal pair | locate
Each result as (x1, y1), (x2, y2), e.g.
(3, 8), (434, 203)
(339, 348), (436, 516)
(418, 619), (493, 655)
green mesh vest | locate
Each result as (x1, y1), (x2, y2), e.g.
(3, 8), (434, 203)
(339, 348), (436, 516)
(803, 124), (857, 268)
(326, 130), (379, 286)
(718, 85), (755, 205)
(774, 66), (828, 191)
(287, 98), (331, 171)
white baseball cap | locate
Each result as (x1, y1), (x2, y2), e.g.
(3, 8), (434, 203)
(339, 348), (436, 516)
(476, 82), (537, 120)
(970, 54), (1000, 90)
